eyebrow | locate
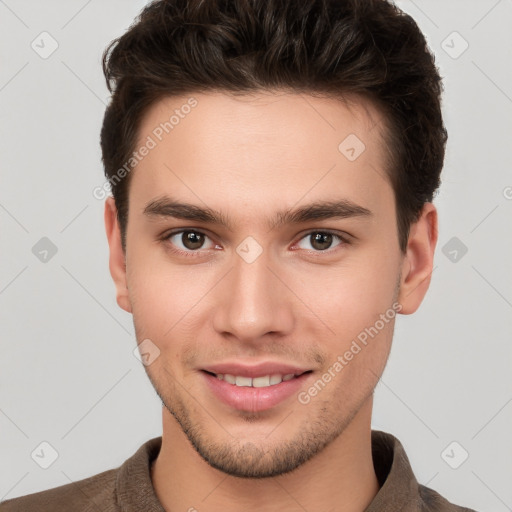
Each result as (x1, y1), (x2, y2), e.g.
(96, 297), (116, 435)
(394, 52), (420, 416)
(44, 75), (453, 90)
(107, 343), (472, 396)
(143, 196), (372, 230)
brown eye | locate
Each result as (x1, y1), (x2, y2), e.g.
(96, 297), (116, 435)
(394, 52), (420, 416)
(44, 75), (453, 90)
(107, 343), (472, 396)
(310, 232), (333, 250)
(296, 231), (345, 252)
(181, 231), (205, 250)
(166, 230), (215, 252)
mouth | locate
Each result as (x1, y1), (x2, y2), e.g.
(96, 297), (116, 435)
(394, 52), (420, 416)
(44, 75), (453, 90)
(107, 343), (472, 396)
(200, 368), (314, 412)
(202, 370), (312, 388)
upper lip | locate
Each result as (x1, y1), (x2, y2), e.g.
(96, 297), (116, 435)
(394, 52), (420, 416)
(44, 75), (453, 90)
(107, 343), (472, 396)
(201, 362), (312, 378)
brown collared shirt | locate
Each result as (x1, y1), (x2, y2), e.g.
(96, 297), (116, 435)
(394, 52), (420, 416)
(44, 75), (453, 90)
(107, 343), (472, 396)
(0, 430), (478, 511)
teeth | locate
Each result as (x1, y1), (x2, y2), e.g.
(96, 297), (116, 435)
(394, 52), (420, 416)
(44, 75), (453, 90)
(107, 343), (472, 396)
(252, 375), (270, 388)
(235, 376), (252, 387)
(223, 374), (236, 384)
(269, 374), (283, 385)
(214, 373), (300, 388)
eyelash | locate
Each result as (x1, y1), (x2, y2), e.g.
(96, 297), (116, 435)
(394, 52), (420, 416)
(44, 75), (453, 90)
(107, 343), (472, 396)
(160, 229), (350, 259)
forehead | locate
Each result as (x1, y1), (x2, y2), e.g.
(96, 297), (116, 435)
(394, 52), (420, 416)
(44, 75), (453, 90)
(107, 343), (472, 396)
(129, 90), (392, 220)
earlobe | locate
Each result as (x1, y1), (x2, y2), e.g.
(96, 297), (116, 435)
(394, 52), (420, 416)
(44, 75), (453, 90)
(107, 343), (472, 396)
(397, 203), (438, 315)
(104, 197), (132, 314)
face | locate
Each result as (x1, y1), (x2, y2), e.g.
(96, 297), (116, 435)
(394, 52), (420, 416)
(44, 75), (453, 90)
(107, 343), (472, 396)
(106, 90), (435, 478)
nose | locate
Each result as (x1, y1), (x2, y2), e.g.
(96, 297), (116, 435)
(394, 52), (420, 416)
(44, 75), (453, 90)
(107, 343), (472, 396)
(211, 247), (295, 343)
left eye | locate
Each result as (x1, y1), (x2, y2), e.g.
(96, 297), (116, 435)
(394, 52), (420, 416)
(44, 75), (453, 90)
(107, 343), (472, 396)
(167, 230), (216, 251)
(296, 232), (344, 251)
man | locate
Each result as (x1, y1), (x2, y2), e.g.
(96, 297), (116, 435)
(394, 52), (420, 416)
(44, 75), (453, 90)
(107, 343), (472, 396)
(1, 0), (478, 510)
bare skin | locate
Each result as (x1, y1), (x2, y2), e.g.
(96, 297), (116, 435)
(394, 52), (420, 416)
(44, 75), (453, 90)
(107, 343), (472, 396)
(105, 90), (437, 512)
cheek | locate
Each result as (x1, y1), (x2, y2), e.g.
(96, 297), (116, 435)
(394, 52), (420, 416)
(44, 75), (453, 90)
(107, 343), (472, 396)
(291, 252), (400, 339)
(126, 246), (220, 342)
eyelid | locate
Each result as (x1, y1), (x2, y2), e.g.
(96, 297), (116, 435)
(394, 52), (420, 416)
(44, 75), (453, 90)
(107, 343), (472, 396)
(162, 228), (219, 255)
(292, 229), (350, 252)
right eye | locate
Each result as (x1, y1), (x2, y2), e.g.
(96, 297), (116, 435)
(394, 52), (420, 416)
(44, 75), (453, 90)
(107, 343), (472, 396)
(164, 230), (217, 253)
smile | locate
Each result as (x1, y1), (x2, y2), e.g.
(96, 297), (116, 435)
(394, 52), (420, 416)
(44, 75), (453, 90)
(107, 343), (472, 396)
(207, 372), (308, 388)
(201, 370), (313, 412)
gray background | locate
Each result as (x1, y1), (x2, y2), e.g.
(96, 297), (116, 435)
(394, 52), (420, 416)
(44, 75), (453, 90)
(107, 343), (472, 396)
(1, 1), (511, 510)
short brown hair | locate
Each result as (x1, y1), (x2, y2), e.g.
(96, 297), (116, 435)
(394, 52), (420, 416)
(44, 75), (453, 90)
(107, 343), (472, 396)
(100, 0), (447, 253)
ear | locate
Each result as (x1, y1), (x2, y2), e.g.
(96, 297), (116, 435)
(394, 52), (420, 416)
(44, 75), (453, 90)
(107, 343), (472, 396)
(397, 202), (438, 315)
(104, 197), (132, 313)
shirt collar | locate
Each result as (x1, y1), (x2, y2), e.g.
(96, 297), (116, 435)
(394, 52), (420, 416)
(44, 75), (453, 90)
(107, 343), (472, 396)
(366, 430), (421, 511)
(116, 436), (165, 512)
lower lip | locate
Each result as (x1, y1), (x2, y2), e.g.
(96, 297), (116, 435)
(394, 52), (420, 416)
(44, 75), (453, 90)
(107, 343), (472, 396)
(202, 371), (311, 412)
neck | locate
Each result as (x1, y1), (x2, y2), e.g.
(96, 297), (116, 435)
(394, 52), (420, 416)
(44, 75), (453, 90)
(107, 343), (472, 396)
(151, 396), (380, 512)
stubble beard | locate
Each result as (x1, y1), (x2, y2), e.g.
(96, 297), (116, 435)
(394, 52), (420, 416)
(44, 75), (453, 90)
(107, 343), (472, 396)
(146, 367), (375, 479)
